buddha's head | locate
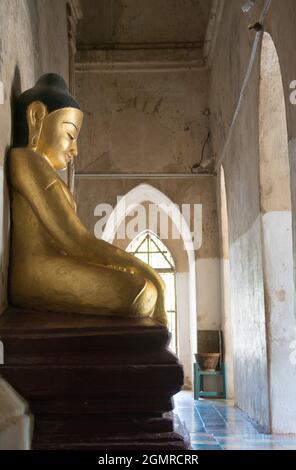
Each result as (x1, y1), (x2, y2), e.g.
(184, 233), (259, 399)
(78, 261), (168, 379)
(13, 73), (84, 170)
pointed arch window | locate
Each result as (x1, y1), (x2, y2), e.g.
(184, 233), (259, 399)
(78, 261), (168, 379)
(127, 231), (177, 353)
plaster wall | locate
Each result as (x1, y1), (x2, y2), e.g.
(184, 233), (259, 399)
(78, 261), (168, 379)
(210, 0), (269, 430)
(210, 0), (296, 431)
(262, 212), (296, 433)
(75, 67), (210, 174)
(259, 31), (296, 433)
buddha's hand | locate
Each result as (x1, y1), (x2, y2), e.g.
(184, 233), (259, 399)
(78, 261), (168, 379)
(153, 296), (168, 326)
(137, 264), (168, 327)
(103, 244), (168, 326)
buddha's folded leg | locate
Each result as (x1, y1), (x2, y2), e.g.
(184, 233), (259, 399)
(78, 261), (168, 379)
(9, 256), (158, 318)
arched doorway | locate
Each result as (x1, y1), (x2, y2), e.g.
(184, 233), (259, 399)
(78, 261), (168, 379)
(259, 32), (296, 433)
(127, 230), (178, 353)
(101, 183), (197, 388)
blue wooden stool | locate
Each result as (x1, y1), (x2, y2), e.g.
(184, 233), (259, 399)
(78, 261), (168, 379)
(194, 362), (227, 399)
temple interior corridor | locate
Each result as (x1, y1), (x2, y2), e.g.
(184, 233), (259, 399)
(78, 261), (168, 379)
(1, 0), (296, 452)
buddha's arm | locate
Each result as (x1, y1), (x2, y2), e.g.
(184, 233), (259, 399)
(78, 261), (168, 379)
(10, 149), (167, 324)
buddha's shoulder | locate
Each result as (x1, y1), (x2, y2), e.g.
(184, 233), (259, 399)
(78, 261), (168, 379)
(11, 147), (43, 163)
(9, 148), (57, 192)
(10, 148), (54, 174)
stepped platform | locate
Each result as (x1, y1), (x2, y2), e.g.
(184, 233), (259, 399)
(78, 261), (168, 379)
(0, 308), (190, 450)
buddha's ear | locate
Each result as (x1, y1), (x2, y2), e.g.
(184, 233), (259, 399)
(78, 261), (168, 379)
(26, 101), (48, 150)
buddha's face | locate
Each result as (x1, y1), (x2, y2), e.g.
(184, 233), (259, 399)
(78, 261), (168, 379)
(27, 102), (83, 170)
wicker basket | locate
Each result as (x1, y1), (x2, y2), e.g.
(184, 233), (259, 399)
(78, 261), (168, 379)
(195, 353), (221, 371)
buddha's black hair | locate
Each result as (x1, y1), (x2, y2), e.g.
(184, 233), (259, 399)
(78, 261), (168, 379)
(13, 73), (81, 147)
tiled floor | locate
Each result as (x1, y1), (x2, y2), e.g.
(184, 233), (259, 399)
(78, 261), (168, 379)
(173, 391), (296, 450)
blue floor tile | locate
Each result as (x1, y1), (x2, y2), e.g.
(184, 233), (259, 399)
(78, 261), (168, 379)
(192, 444), (222, 450)
(174, 391), (296, 450)
(190, 435), (218, 443)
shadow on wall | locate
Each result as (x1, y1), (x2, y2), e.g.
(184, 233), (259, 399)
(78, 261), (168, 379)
(0, 65), (22, 314)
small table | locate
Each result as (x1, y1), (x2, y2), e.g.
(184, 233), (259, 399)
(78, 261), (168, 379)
(194, 363), (227, 399)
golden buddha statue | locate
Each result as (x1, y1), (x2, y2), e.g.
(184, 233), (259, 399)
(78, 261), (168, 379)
(8, 74), (167, 325)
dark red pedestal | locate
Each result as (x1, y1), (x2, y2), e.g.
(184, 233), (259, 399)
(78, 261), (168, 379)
(0, 308), (190, 450)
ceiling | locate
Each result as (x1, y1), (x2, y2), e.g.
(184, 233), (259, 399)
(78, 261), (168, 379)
(77, 0), (214, 49)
